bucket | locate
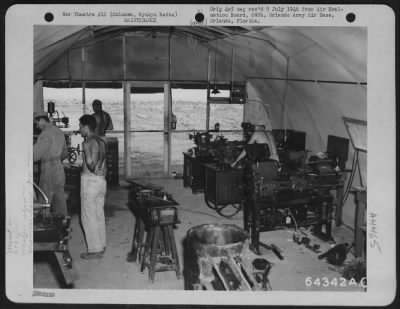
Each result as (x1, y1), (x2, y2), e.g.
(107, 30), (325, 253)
(184, 224), (249, 290)
(187, 224), (249, 257)
(47, 101), (55, 114)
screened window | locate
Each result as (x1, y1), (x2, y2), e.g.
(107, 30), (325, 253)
(171, 89), (207, 131)
(131, 93), (164, 131)
(209, 104), (244, 131)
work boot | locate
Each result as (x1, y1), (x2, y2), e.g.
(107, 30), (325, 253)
(80, 252), (104, 260)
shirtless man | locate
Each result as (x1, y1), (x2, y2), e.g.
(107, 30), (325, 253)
(231, 124), (279, 168)
(79, 114), (107, 259)
(92, 99), (113, 136)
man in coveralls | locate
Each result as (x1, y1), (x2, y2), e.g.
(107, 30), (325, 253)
(33, 111), (69, 215)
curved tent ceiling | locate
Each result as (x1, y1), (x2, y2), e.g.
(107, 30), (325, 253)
(34, 26), (366, 83)
(34, 25), (366, 148)
(34, 25), (367, 188)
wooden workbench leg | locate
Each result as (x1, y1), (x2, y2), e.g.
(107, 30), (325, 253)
(162, 226), (171, 257)
(137, 220), (145, 264)
(168, 225), (181, 279)
(157, 226), (168, 255)
(335, 186), (344, 226)
(127, 217), (140, 262)
(149, 226), (160, 283)
(141, 228), (153, 273)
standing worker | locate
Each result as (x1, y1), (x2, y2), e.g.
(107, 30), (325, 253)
(91, 99), (113, 136)
(33, 111), (69, 215)
(79, 114), (107, 259)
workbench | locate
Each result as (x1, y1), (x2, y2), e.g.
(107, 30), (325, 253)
(303, 171), (347, 226)
(127, 181), (181, 282)
(204, 163), (244, 218)
(183, 152), (214, 193)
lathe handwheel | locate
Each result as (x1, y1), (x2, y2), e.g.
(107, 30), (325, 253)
(204, 197), (216, 210)
(68, 151), (77, 164)
(204, 197), (242, 218)
(215, 202), (242, 218)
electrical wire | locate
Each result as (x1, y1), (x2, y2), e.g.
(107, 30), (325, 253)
(282, 57), (290, 141)
(213, 40), (218, 85)
(357, 152), (364, 187)
(179, 208), (241, 220)
(347, 151), (359, 196)
(343, 150), (357, 202)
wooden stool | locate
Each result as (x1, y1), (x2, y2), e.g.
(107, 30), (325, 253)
(140, 222), (181, 282)
(129, 206), (181, 282)
(127, 216), (146, 263)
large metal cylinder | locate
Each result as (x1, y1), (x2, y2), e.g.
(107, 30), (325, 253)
(184, 224), (249, 290)
(188, 224), (249, 257)
(47, 101), (55, 115)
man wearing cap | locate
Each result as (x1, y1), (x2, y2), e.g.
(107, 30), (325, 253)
(231, 124), (279, 168)
(91, 99), (113, 136)
(33, 111), (69, 215)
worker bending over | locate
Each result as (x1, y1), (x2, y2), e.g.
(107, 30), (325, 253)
(33, 112), (69, 215)
(79, 114), (107, 260)
(231, 124), (279, 168)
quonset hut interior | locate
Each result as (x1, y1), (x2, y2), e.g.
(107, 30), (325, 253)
(31, 25), (367, 291)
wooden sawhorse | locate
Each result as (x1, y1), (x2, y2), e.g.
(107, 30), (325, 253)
(128, 206), (181, 283)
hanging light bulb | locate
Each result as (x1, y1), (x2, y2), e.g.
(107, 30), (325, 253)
(212, 40), (220, 94)
(212, 84), (220, 94)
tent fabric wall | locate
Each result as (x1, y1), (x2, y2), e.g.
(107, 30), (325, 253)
(257, 27), (367, 82)
(244, 82), (273, 131)
(34, 26), (90, 79)
(34, 26), (367, 84)
(83, 36), (124, 80)
(33, 81), (44, 113)
(170, 35), (209, 81)
(125, 36), (169, 80)
(34, 25), (367, 229)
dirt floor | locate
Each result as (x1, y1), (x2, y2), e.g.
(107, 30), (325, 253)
(34, 177), (365, 292)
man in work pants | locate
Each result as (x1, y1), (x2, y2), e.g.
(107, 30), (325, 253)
(33, 112), (69, 215)
(79, 114), (108, 260)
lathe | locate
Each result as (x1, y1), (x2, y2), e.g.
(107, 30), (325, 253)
(183, 131), (217, 193)
(242, 158), (335, 254)
(183, 126), (243, 193)
(33, 183), (77, 287)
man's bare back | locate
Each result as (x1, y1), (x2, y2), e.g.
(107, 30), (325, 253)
(82, 136), (107, 176)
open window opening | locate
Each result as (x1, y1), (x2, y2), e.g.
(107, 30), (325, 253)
(42, 82), (246, 180)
